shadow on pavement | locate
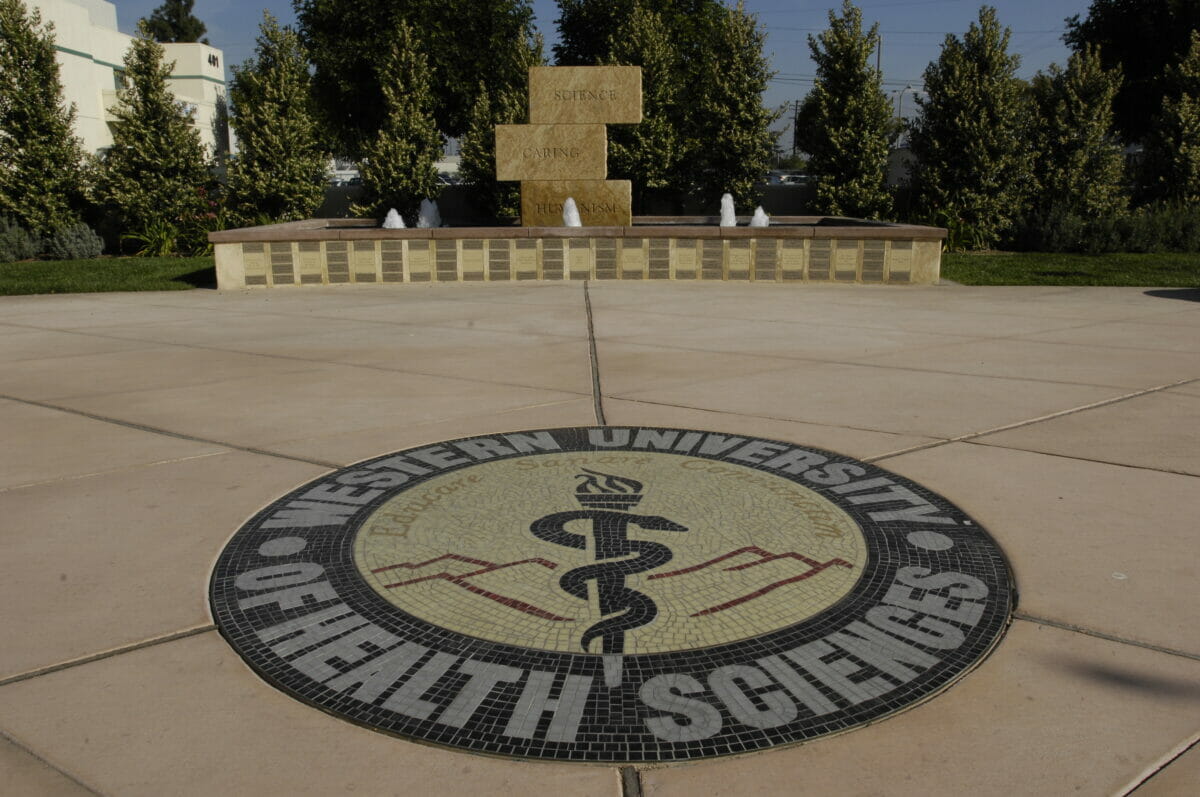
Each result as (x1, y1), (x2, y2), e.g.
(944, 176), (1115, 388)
(1144, 288), (1200, 302)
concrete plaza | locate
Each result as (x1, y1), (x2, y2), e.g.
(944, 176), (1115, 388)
(1, 281), (1197, 795)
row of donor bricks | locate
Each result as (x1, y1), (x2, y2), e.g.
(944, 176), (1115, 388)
(236, 237), (921, 286)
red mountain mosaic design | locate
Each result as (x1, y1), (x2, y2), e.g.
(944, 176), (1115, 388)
(371, 554), (575, 621)
(647, 546), (854, 617)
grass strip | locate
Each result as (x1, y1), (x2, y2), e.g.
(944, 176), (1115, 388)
(943, 251), (1200, 287)
(0, 256), (215, 295)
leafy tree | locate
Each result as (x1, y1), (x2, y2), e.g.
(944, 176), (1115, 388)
(226, 13), (328, 225)
(141, 0), (208, 44)
(1027, 45), (1127, 219)
(1065, 0), (1200, 145)
(1142, 31), (1200, 203)
(907, 6), (1032, 249)
(684, 1), (776, 207)
(0, 0), (89, 236)
(352, 20), (442, 223)
(553, 0), (723, 67)
(606, 3), (684, 205)
(797, 1), (893, 219)
(296, 0), (538, 157)
(95, 24), (211, 252)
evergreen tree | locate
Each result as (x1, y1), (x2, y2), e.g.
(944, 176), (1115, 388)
(458, 83), (526, 220)
(141, 0), (207, 44)
(685, 1), (776, 207)
(0, 0), (89, 236)
(554, 0), (723, 67)
(1027, 45), (1127, 219)
(457, 26), (542, 220)
(1065, 0), (1200, 145)
(296, 0), (537, 156)
(352, 20), (442, 223)
(226, 13), (328, 225)
(907, 6), (1032, 249)
(798, 0), (893, 219)
(1142, 31), (1200, 203)
(606, 3), (684, 206)
(95, 23), (210, 251)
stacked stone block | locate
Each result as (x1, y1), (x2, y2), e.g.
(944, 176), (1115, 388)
(496, 67), (643, 227)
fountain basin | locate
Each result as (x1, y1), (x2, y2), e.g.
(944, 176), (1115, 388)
(208, 217), (946, 289)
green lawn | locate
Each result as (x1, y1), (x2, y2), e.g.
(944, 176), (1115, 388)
(943, 251), (1200, 287)
(0, 256), (215, 295)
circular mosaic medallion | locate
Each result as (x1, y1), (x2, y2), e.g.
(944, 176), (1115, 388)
(210, 427), (1014, 763)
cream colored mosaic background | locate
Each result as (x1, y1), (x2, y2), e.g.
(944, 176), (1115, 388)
(354, 453), (867, 655)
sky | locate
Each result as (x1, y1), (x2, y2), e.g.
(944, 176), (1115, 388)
(113, 0), (1093, 131)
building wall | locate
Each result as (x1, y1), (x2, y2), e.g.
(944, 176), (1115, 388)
(31, 0), (226, 156)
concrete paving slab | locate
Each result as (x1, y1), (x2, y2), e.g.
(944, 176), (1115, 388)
(264, 398), (596, 466)
(596, 314), (982, 363)
(596, 342), (812, 396)
(0, 451), (327, 679)
(602, 399), (941, 460)
(853, 337), (1200, 390)
(878, 443), (1200, 655)
(1021, 319), (1200, 353)
(0, 632), (622, 797)
(638, 620), (1200, 797)
(316, 299), (591, 339)
(611, 361), (1122, 440)
(0, 735), (97, 797)
(51, 364), (581, 451)
(0, 346), (318, 402)
(976, 389), (1200, 475)
(222, 327), (594, 395)
(1133, 742), (1200, 796)
(0, 326), (158, 363)
(0, 399), (227, 490)
(1170, 380), (1200, 397)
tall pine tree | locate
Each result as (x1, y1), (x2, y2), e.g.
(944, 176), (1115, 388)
(798, 1), (894, 219)
(141, 0), (208, 44)
(1027, 45), (1126, 219)
(685, 1), (776, 207)
(352, 20), (442, 223)
(226, 13), (328, 225)
(459, 82), (526, 221)
(1142, 31), (1200, 204)
(606, 3), (684, 207)
(907, 6), (1032, 249)
(0, 0), (89, 236)
(95, 23), (210, 252)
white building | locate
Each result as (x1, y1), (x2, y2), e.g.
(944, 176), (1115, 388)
(30, 0), (227, 156)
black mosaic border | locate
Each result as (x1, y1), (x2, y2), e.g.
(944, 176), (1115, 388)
(210, 427), (1015, 763)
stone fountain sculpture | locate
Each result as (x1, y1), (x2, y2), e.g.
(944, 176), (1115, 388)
(495, 66), (643, 226)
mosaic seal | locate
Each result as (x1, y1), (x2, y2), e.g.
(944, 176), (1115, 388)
(210, 427), (1014, 763)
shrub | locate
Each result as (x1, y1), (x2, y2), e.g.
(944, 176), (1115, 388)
(0, 216), (40, 262)
(1009, 201), (1200, 254)
(44, 222), (104, 260)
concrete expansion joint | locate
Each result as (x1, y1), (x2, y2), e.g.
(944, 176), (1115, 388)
(1012, 612), (1200, 662)
(0, 450), (228, 495)
(1121, 734), (1200, 795)
(0, 728), (107, 797)
(584, 281), (607, 425)
(0, 626), (218, 689)
(0, 393), (341, 470)
(619, 765), (644, 797)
